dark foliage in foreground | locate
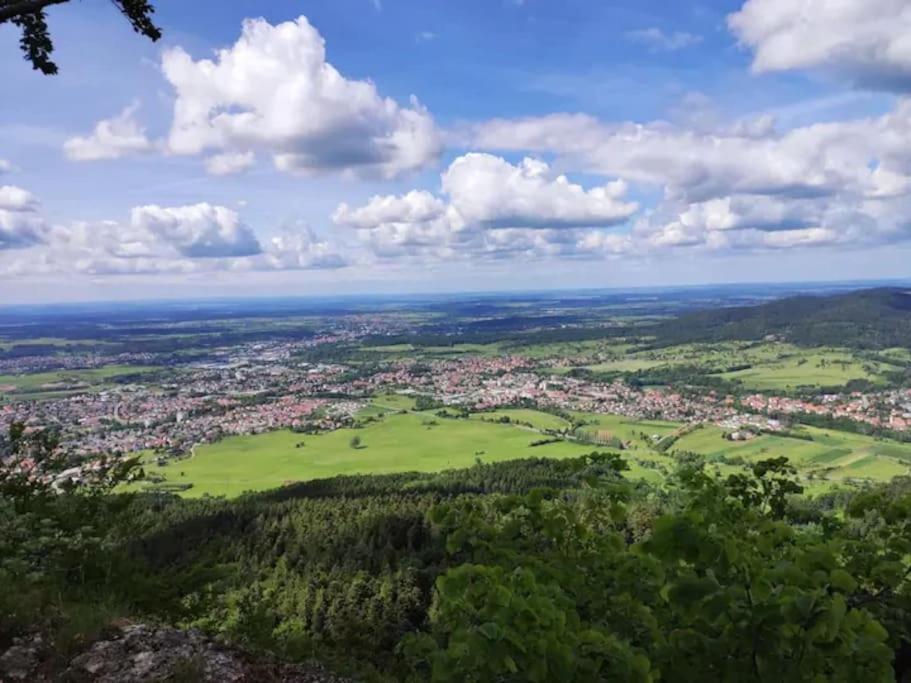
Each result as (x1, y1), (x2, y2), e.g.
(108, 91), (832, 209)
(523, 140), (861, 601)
(2, 434), (909, 681)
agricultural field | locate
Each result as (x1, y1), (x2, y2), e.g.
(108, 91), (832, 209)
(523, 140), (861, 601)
(547, 341), (901, 391)
(672, 425), (911, 483)
(571, 411), (681, 446)
(715, 350), (892, 390)
(0, 364), (158, 400)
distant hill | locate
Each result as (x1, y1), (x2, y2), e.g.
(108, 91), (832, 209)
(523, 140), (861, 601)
(655, 287), (911, 349)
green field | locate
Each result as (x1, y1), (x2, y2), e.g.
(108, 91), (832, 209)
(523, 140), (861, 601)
(716, 350), (891, 390)
(673, 425), (911, 482)
(126, 398), (911, 498)
(571, 412), (681, 445)
(130, 408), (677, 498)
(0, 364), (158, 398)
(543, 341), (898, 390)
(470, 408), (572, 431)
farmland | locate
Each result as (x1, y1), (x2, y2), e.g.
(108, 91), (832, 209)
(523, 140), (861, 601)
(127, 404), (911, 498)
(0, 364), (158, 401)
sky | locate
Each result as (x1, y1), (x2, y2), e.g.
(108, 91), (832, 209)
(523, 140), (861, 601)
(1, 0), (910, 303)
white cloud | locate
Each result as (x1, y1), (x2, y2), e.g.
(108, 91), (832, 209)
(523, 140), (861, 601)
(333, 153), (638, 262)
(0, 185), (39, 212)
(0, 160), (11, 174)
(3, 201), (349, 277)
(455, 89), (911, 259)
(442, 154), (637, 229)
(333, 190), (449, 230)
(130, 203), (263, 258)
(161, 15), (441, 178)
(205, 151), (256, 176)
(336, 153), (636, 234)
(0, 185), (46, 250)
(728, 0), (911, 90)
(259, 227), (348, 270)
(63, 103), (154, 161)
(468, 113), (874, 202)
(626, 28), (702, 52)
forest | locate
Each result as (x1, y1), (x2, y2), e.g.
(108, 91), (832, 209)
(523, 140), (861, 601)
(2, 424), (909, 681)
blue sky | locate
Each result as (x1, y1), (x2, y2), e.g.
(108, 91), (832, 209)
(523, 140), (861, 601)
(1, 0), (909, 302)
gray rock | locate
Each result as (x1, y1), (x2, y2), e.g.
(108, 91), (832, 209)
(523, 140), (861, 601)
(0, 642), (40, 681)
(64, 623), (351, 682)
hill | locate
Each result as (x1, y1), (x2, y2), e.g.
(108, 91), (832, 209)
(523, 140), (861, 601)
(654, 287), (911, 349)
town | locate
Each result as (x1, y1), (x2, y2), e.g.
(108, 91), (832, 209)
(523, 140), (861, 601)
(4, 327), (911, 481)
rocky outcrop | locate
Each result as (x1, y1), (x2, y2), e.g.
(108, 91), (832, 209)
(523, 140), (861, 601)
(0, 635), (41, 681)
(0, 624), (351, 682)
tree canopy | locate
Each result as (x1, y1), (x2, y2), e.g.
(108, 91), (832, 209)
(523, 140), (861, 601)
(0, 0), (161, 74)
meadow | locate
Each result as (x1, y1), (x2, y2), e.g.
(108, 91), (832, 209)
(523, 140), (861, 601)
(128, 399), (911, 498)
(0, 364), (158, 400)
(571, 411), (681, 444)
(672, 424), (911, 482)
(544, 341), (900, 391)
(140, 410), (604, 497)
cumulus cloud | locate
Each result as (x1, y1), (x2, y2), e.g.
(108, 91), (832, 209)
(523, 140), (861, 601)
(130, 203), (263, 258)
(63, 103), (154, 161)
(0, 185), (39, 212)
(2, 200), (348, 277)
(333, 190), (450, 230)
(335, 153), (636, 232)
(0, 185), (46, 250)
(161, 15), (441, 178)
(465, 94), (911, 253)
(258, 227), (348, 270)
(626, 28), (702, 52)
(441, 154), (637, 229)
(333, 153), (638, 263)
(728, 0), (911, 90)
(468, 113), (877, 202)
(205, 151), (256, 176)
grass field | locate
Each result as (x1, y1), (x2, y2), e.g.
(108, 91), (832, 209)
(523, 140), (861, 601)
(672, 425), (911, 482)
(131, 407), (675, 498)
(0, 364), (157, 396)
(571, 412), (681, 446)
(124, 397), (911, 498)
(716, 350), (890, 390)
(139, 412), (601, 497)
(470, 408), (572, 431)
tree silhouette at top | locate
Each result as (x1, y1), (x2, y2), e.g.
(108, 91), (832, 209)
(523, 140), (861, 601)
(0, 0), (161, 75)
